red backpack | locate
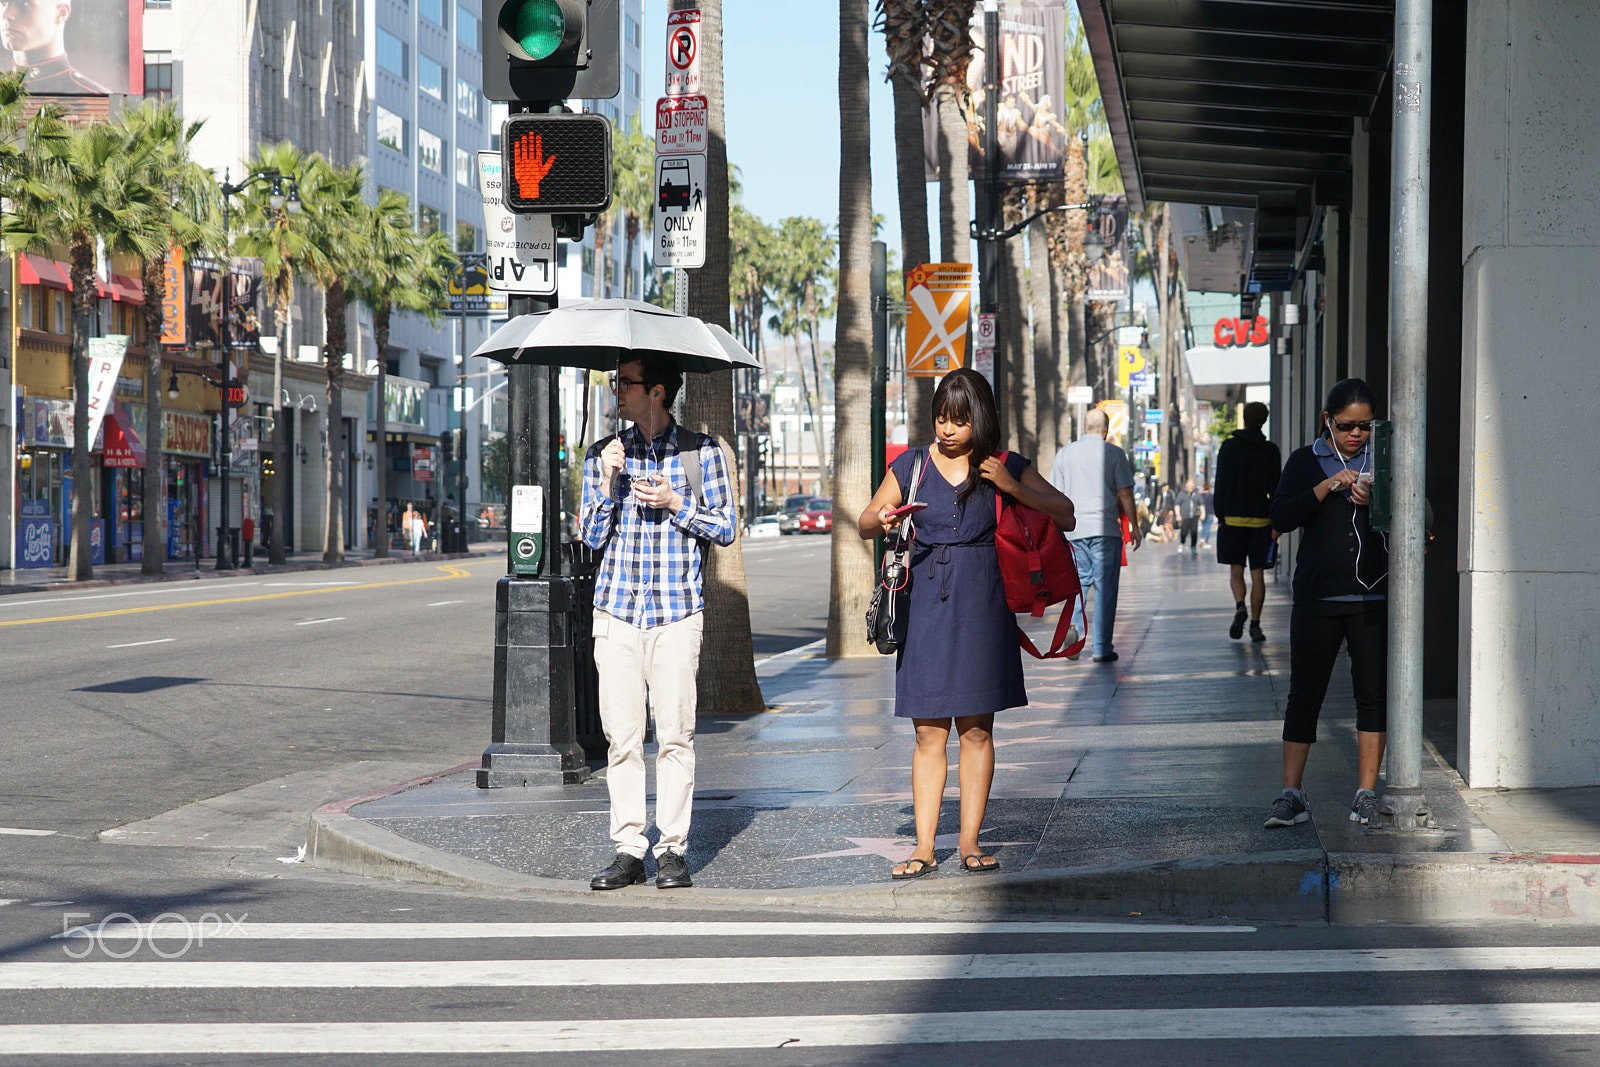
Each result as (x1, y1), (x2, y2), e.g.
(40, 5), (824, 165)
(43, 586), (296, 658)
(993, 452), (1087, 659)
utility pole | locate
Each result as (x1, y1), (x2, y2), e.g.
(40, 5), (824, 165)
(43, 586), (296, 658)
(976, 1), (1000, 393)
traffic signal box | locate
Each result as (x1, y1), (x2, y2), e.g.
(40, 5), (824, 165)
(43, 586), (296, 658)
(500, 113), (613, 214)
(482, 0), (620, 103)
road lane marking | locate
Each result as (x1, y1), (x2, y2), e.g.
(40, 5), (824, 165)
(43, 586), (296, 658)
(11, 1005), (1600, 1054)
(0, 565), (476, 629)
(0, 828), (55, 837)
(261, 581), (362, 587)
(294, 618), (345, 627)
(19, 947), (1600, 989)
(427, 600), (464, 607)
(0, 584), (263, 609)
(71, 920), (1251, 940)
(105, 639), (176, 649)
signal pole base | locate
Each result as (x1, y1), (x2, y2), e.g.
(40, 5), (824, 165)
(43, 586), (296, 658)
(1378, 788), (1433, 832)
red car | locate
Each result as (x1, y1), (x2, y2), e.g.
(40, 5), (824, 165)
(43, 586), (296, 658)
(798, 499), (833, 534)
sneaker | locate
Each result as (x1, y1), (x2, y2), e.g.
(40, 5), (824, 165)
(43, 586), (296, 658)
(1064, 625), (1082, 661)
(1349, 789), (1379, 826)
(1229, 606), (1247, 640)
(1264, 791), (1310, 828)
(1249, 622), (1266, 643)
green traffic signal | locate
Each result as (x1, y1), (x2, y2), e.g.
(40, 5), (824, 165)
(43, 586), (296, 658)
(498, 0), (581, 63)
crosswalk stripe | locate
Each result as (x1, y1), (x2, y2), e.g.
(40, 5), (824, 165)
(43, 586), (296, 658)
(67, 920), (1253, 940)
(9, 1005), (1600, 1054)
(12, 947), (1600, 990)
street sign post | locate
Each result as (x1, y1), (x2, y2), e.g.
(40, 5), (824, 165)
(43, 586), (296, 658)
(653, 152), (707, 268)
(972, 312), (996, 383)
(446, 253), (494, 316)
(655, 94), (707, 155)
(478, 150), (557, 295)
(664, 9), (700, 95)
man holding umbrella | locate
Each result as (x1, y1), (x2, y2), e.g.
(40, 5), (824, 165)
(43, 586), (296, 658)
(581, 353), (737, 890)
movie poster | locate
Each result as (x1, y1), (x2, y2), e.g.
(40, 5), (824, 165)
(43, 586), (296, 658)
(1086, 195), (1131, 301)
(921, 1), (1067, 183)
(0, 0), (139, 96)
(187, 257), (265, 351)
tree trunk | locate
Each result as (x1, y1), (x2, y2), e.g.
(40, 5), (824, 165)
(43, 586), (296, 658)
(322, 280), (346, 562)
(373, 303), (390, 557)
(1029, 208), (1057, 466)
(673, 0), (764, 715)
(804, 306), (828, 488)
(1000, 192), (1033, 457)
(270, 303), (289, 564)
(68, 239), (95, 580)
(891, 61), (933, 447)
(827, 0), (875, 659)
(795, 336), (821, 495)
(141, 254), (166, 575)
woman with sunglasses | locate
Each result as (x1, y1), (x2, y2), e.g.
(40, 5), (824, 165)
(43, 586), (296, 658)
(1264, 378), (1390, 831)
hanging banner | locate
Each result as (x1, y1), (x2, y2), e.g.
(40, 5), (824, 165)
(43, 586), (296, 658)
(188, 256), (265, 349)
(83, 334), (132, 448)
(905, 263), (973, 377)
(160, 243), (185, 345)
(1087, 195), (1131, 300)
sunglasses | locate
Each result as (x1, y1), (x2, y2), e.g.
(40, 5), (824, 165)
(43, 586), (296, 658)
(1331, 419), (1373, 433)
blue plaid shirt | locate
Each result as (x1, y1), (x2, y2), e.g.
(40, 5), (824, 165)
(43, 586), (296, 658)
(579, 421), (737, 629)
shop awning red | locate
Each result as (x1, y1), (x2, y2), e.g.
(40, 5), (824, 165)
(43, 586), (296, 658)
(102, 402), (146, 468)
(109, 275), (144, 304)
(18, 254), (71, 290)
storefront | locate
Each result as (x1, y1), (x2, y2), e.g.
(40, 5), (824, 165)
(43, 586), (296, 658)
(14, 396), (103, 568)
(161, 409), (211, 561)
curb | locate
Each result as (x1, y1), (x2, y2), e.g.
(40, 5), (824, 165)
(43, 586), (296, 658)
(1329, 851), (1600, 922)
(0, 549), (502, 597)
(304, 780), (1330, 919)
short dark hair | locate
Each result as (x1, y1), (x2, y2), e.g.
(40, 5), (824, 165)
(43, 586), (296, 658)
(1322, 378), (1379, 424)
(931, 369), (1000, 505)
(629, 353), (683, 408)
(1242, 401), (1269, 430)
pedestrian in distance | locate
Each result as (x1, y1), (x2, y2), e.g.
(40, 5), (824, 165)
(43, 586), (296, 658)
(581, 354), (737, 891)
(858, 369), (1074, 879)
(1158, 482), (1177, 543)
(1175, 478), (1201, 554)
(402, 503), (423, 554)
(1199, 480), (1215, 547)
(1214, 401), (1283, 642)
(1048, 408), (1142, 663)
(1264, 378), (1390, 830)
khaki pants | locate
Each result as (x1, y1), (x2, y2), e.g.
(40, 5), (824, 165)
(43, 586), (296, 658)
(592, 609), (703, 859)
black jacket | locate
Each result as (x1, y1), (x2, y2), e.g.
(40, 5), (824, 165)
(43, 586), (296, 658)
(1213, 429), (1281, 523)
(1270, 444), (1388, 602)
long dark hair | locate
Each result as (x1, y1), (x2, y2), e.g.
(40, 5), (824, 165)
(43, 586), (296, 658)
(932, 369), (1000, 505)
(1321, 378), (1380, 436)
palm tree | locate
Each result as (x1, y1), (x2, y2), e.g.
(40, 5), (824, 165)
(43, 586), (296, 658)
(773, 216), (837, 486)
(928, 0), (975, 268)
(7, 120), (166, 580)
(672, 0), (764, 715)
(876, 0), (934, 445)
(829, 0), (876, 657)
(352, 190), (456, 558)
(118, 102), (219, 576)
(612, 113), (654, 301)
(232, 142), (315, 564)
(291, 157), (368, 561)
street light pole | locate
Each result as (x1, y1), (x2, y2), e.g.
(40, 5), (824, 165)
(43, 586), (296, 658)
(977, 0), (1000, 397)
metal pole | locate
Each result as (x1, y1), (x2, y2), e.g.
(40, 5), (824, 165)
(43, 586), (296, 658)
(217, 192), (231, 571)
(977, 1), (1000, 393)
(870, 240), (887, 565)
(457, 311), (468, 551)
(1380, 0), (1432, 830)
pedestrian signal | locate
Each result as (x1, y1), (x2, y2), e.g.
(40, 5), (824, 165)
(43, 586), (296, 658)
(482, 0), (620, 103)
(501, 113), (612, 214)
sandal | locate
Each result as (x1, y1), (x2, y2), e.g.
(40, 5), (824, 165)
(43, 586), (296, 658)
(961, 853), (1000, 874)
(891, 857), (938, 880)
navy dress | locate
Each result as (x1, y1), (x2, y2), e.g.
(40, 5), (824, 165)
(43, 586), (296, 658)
(889, 449), (1028, 719)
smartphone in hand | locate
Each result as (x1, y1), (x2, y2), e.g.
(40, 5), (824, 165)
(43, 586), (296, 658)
(884, 502), (928, 520)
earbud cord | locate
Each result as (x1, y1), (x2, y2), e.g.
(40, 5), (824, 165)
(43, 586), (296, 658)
(1330, 426), (1386, 590)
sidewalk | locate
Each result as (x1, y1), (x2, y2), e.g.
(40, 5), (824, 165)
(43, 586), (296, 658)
(1, 542), (505, 595)
(308, 543), (1600, 922)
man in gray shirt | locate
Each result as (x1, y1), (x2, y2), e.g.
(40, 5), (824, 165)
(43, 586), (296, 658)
(1048, 410), (1142, 662)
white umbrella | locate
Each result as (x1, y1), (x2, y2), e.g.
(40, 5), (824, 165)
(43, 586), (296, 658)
(472, 298), (759, 373)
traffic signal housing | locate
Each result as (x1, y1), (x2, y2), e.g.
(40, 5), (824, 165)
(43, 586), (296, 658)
(482, 0), (620, 103)
(501, 112), (613, 214)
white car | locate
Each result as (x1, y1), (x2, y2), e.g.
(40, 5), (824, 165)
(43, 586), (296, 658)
(746, 515), (782, 539)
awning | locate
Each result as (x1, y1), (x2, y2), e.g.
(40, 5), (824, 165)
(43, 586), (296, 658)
(102, 401), (146, 468)
(109, 275), (145, 304)
(1184, 344), (1271, 403)
(18, 254), (71, 290)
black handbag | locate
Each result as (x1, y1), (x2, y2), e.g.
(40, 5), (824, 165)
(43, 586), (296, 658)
(865, 452), (924, 654)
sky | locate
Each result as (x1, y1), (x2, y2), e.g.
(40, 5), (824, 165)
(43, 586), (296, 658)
(638, 2), (906, 253)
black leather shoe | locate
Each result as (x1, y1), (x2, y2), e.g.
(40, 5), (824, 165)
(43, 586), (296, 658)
(590, 853), (645, 890)
(1091, 652), (1119, 663)
(655, 850), (693, 889)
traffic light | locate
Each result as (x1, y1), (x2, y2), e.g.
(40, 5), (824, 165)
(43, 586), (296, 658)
(482, 0), (621, 103)
(500, 112), (613, 214)
(557, 433), (567, 462)
(440, 429), (455, 466)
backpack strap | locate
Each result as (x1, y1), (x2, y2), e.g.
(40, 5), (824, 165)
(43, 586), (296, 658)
(673, 424), (705, 507)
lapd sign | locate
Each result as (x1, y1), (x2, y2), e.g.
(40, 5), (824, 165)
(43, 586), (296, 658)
(653, 153), (707, 268)
(478, 150), (557, 295)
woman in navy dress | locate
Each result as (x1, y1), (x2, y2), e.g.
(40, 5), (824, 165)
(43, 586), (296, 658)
(858, 370), (1075, 879)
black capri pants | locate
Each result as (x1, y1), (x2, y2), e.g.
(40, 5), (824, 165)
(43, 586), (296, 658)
(1283, 601), (1387, 743)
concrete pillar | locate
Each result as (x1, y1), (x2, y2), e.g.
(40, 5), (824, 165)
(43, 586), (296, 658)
(1459, 0), (1600, 787)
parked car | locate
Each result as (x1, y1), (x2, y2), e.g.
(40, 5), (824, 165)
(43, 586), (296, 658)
(798, 499), (833, 534)
(746, 514), (782, 539)
(776, 511), (801, 535)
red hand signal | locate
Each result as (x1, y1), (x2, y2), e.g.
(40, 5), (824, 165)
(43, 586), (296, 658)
(512, 134), (557, 199)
